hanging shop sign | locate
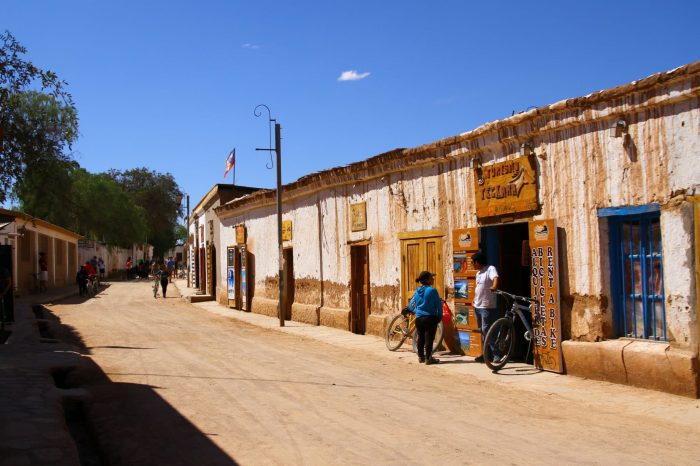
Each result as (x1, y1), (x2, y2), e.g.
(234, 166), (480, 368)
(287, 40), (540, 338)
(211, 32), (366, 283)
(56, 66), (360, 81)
(528, 219), (564, 374)
(236, 224), (246, 245)
(199, 225), (205, 243)
(475, 155), (538, 218)
(350, 202), (367, 232)
(282, 220), (293, 241)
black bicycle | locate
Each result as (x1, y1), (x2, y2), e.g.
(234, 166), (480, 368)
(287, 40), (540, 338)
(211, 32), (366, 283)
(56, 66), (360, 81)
(482, 290), (537, 371)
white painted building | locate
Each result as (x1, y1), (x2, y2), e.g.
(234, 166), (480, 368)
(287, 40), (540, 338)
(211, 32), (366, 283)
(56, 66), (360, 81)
(216, 62), (700, 397)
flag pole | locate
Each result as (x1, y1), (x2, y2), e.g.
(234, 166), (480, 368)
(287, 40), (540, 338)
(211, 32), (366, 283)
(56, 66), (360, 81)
(233, 148), (236, 185)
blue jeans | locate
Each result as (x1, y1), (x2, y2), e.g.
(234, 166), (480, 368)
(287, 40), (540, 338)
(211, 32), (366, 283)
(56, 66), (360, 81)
(475, 307), (501, 357)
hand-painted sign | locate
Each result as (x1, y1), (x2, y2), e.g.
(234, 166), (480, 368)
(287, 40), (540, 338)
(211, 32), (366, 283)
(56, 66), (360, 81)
(528, 219), (563, 373)
(282, 220), (293, 242)
(236, 225), (246, 245)
(475, 155), (538, 218)
(350, 202), (367, 232)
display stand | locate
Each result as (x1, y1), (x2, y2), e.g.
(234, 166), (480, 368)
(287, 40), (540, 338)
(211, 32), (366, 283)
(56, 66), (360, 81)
(452, 228), (481, 356)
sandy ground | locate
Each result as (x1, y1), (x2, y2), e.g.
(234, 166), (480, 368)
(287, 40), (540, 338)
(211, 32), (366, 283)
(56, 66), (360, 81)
(46, 280), (700, 466)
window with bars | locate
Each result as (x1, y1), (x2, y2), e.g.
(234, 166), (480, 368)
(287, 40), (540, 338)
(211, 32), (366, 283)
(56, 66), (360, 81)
(603, 205), (666, 341)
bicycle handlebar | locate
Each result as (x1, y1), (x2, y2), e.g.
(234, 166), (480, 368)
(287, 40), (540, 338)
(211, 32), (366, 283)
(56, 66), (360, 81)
(492, 289), (537, 303)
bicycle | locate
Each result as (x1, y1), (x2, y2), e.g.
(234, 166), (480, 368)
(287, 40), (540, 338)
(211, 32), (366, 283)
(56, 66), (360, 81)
(87, 275), (99, 296)
(385, 301), (446, 353)
(482, 289), (537, 371)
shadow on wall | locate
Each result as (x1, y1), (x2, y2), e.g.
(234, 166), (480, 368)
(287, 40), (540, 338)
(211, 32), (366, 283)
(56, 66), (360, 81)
(42, 306), (241, 466)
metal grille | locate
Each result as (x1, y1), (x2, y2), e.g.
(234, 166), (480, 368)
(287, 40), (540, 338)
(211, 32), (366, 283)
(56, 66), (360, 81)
(610, 213), (666, 341)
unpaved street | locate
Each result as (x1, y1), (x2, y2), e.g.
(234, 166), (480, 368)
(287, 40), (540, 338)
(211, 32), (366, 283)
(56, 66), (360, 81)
(48, 281), (700, 466)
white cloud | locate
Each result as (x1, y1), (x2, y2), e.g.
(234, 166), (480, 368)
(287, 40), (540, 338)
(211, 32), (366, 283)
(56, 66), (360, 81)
(242, 43), (260, 49)
(338, 70), (370, 81)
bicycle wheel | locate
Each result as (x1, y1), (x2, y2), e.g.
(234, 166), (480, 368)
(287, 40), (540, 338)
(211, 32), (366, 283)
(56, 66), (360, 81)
(153, 280), (159, 298)
(483, 317), (515, 371)
(412, 321), (445, 353)
(385, 314), (410, 351)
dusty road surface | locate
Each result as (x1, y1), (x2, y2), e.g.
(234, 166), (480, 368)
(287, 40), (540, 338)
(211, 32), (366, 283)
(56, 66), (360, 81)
(47, 281), (700, 466)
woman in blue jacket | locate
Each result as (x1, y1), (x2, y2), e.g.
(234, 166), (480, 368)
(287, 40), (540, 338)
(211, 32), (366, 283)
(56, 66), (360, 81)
(409, 271), (443, 365)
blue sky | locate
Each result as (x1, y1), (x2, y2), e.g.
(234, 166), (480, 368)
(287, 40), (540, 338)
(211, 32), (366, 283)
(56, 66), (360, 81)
(4, 0), (700, 206)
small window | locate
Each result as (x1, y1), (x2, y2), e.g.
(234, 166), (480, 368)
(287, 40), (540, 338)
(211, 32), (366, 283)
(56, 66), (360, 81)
(606, 208), (666, 341)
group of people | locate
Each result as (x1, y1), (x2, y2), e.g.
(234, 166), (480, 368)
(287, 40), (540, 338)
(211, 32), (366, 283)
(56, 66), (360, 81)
(150, 258), (173, 298)
(126, 256), (177, 282)
(409, 251), (500, 365)
(76, 256), (106, 296)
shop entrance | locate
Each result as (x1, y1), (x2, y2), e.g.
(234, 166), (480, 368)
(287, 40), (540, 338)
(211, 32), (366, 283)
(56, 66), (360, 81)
(283, 248), (294, 320)
(350, 245), (370, 334)
(479, 222), (532, 362)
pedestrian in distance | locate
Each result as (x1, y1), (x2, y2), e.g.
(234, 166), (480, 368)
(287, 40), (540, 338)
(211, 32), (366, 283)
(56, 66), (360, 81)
(38, 252), (48, 292)
(76, 266), (88, 297)
(166, 257), (174, 283)
(159, 262), (170, 298)
(126, 257), (133, 280)
(471, 251), (501, 363)
(98, 257), (106, 279)
(409, 270), (443, 365)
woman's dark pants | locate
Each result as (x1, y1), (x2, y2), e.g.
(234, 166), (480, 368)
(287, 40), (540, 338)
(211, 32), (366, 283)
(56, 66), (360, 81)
(415, 316), (439, 360)
(160, 279), (169, 297)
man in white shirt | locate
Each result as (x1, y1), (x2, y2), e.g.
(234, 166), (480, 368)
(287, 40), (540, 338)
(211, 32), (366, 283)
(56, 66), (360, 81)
(471, 251), (500, 363)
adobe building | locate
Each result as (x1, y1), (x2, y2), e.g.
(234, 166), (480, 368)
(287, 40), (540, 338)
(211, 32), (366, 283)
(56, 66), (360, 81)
(215, 62), (700, 397)
(0, 208), (81, 295)
(187, 184), (260, 301)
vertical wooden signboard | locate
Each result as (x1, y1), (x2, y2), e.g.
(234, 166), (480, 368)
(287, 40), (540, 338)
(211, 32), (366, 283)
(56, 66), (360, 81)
(528, 219), (564, 373)
(240, 245), (247, 311)
(206, 244), (213, 295)
(227, 247), (236, 306)
(189, 245), (196, 288)
(452, 228), (481, 356)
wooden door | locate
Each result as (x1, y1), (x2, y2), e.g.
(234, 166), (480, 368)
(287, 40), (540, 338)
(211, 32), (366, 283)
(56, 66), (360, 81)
(283, 248), (294, 320)
(350, 245), (370, 334)
(400, 233), (443, 306)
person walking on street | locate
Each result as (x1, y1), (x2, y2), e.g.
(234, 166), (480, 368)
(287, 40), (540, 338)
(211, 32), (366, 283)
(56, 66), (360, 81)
(166, 257), (174, 283)
(98, 257), (106, 279)
(471, 251), (500, 363)
(76, 266), (88, 297)
(159, 262), (170, 298)
(409, 271), (443, 365)
(38, 252), (48, 292)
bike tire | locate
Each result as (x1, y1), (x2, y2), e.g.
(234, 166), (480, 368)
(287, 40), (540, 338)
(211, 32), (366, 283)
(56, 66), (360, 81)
(385, 314), (410, 351)
(483, 317), (516, 371)
(411, 321), (445, 353)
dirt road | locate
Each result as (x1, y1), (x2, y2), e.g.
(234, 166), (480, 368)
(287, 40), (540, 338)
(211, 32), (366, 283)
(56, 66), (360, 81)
(47, 281), (700, 466)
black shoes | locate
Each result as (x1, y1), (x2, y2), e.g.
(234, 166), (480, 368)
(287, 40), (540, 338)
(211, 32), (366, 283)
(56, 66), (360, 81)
(474, 356), (485, 363)
(425, 358), (440, 365)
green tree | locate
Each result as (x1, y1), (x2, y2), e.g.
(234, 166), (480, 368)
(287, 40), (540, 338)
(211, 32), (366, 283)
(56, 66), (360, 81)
(0, 31), (77, 203)
(109, 168), (184, 257)
(71, 170), (148, 247)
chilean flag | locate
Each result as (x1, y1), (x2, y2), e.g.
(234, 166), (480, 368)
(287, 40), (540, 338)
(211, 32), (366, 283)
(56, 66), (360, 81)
(224, 149), (235, 178)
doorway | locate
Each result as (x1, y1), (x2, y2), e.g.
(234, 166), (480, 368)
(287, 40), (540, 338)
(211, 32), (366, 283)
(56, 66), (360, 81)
(283, 248), (294, 320)
(350, 245), (370, 334)
(400, 232), (443, 305)
(479, 222), (532, 361)
(210, 244), (217, 297)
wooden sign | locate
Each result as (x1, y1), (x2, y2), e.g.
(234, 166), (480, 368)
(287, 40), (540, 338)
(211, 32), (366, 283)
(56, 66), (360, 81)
(528, 219), (563, 373)
(475, 155), (538, 218)
(452, 228), (479, 252)
(350, 202), (367, 232)
(235, 224), (246, 245)
(282, 220), (293, 241)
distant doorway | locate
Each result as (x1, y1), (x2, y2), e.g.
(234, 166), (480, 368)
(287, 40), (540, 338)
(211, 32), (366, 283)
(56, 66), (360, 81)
(350, 245), (370, 334)
(283, 248), (294, 320)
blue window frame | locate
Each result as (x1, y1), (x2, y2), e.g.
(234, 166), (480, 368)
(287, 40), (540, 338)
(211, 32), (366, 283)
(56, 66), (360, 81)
(602, 206), (666, 341)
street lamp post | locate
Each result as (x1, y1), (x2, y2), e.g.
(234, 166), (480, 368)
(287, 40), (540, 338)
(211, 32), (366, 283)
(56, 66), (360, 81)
(255, 104), (285, 327)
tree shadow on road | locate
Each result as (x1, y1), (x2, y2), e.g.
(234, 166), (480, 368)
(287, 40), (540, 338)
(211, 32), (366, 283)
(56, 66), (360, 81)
(41, 306), (241, 466)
